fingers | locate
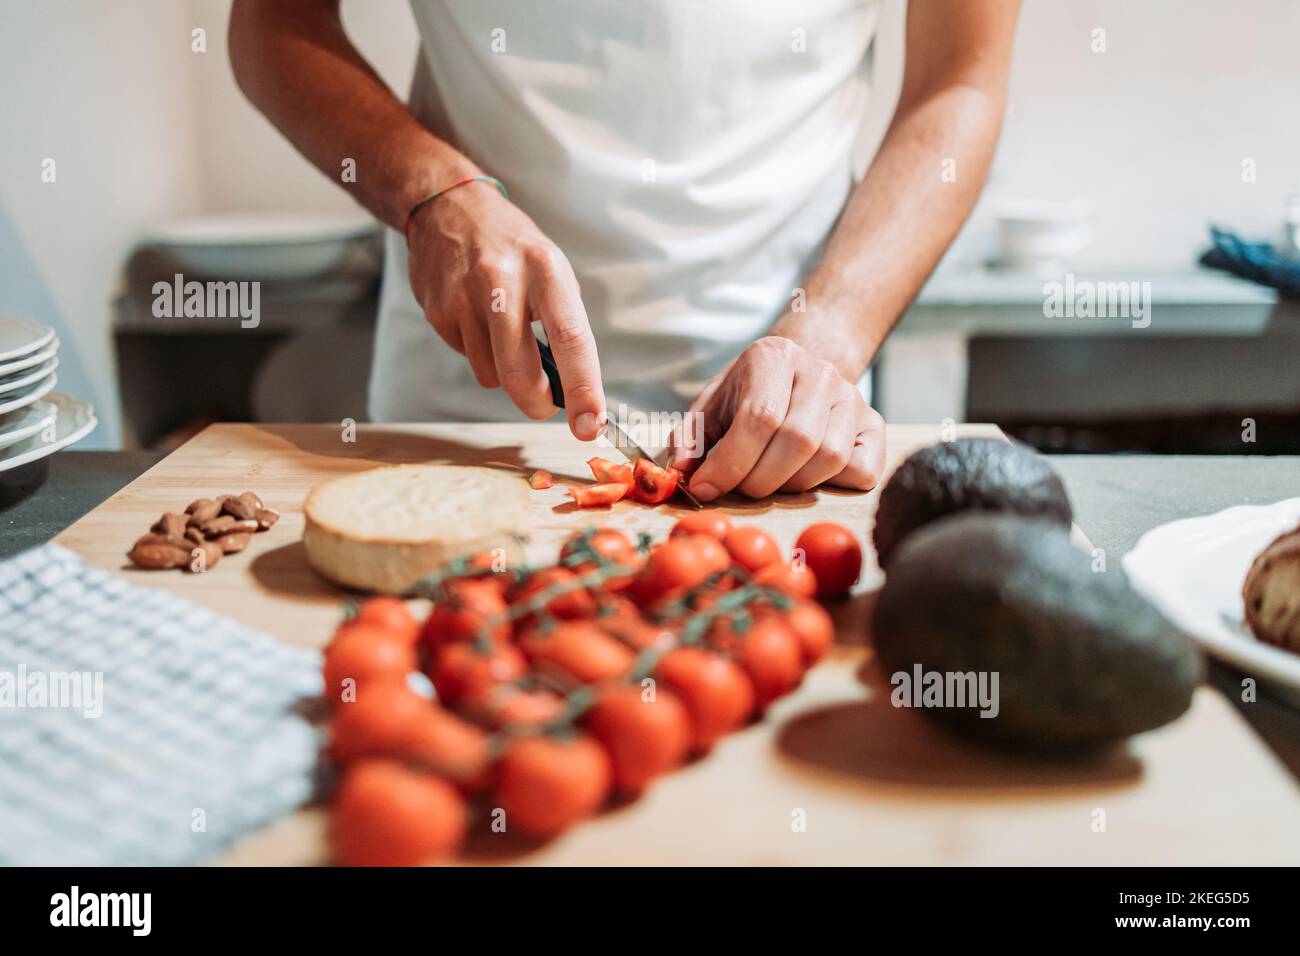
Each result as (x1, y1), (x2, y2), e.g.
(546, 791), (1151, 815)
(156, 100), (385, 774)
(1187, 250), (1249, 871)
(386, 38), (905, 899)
(827, 404), (886, 491)
(529, 248), (605, 440)
(781, 396), (856, 492)
(686, 344), (795, 502)
(738, 358), (838, 498)
(484, 292), (555, 421)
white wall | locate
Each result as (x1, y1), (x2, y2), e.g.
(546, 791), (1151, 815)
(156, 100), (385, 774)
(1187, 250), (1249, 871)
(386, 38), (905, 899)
(0, 0), (207, 447)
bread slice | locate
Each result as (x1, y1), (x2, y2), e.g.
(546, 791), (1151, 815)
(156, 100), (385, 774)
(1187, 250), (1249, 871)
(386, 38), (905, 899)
(1243, 525), (1300, 654)
(303, 464), (528, 594)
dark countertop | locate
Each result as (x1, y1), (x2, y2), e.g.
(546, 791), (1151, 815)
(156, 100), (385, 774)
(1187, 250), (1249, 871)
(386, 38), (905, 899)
(4, 448), (1299, 776)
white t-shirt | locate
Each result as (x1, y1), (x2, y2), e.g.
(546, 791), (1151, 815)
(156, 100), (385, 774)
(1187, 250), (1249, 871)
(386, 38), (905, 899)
(369, 0), (880, 422)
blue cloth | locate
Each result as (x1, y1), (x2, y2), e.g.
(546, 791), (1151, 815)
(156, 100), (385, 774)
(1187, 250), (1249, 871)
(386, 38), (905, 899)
(1199, 225), (1300, 298)
(0, 544), (323, 865)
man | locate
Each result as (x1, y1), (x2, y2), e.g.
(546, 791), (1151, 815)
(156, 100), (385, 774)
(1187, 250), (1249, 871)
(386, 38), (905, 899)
(230, 0), (1018, 501)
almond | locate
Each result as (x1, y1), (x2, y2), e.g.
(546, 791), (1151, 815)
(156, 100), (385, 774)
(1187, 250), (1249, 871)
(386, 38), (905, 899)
(197, 515), (259, 538)
(128, 536), (191, 570)
(151, 512), (189, 538)
(184, 540), (223, 573)
(186, 498), (222, 524)
(217, 532), (253, 554)
(222, 492), (259, 520)
(254, 507), (280, 531)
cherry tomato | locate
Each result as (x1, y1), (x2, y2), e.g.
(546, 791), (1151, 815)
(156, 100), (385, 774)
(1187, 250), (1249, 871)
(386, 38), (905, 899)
(627, 457), (682, 505)
(422, 578), (510, 651)
(794, 522), (862, 599)
(348, 596), (419, 642)
(684, 534), (731, 575)
(509, 566), (597, 621)
(520, 621), (636, 684)
(632, 537), (715, 604)
(468, 684), (568, 732)
(586, 457), (634, 489)
(562, 527), (641, 591)
(583, 684), (692, 793)
(736, 617), (804, 707)
(496, 734), (612, 838)
(656, 647), (756, 751)
(671, 512), (733, 540)
(752, 560), (818, 599)
(331, 760), (468, 866)
(528, 469), (555, 490)
(323, 628), (417, 707)
(429, 640), (527, 706)
(723, 526), (783, 574)
(781, 599), (835, 665)
(594, 595), (677, 651)
(561, 527), (637, 567)
(569, 482), (630, 508)
(331, 686), (490, 785)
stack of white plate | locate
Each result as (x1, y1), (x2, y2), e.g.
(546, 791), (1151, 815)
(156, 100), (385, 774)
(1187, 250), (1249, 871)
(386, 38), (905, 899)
(0, 317), (97, 473)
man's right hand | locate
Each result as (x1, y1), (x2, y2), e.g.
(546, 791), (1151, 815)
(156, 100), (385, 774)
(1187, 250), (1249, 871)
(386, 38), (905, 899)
(405, 182), (606, 440)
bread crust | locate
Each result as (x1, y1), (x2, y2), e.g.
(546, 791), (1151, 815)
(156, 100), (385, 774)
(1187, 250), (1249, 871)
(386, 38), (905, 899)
(1242, 525), (1300, 653)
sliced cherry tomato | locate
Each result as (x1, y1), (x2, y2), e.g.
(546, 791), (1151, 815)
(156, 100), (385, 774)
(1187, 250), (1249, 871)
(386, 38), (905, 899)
(794, 522), (862, 599)
(656, 647), (756, 751)
(586, 456), (635, 489)
(723, 525), (783, 574)
(519, 621), (636, 684)
(628, 457), (683, 505)
(510, 566), (597, 622)
(496, 734), (612, 838)
(422, 578), (510, 650)
(331, 759), (468, 866)
(568, 482), (630, 508)
(429, 640), (527, 706)
(734, 617), (804, 708)
(583, 685), (692, 793)
(752, 560), (818, 599)
(347, 596), (419, 642)
(671, 512), (733, 540)
(323, 627), (417, 707)
(781, 599), (835, 665)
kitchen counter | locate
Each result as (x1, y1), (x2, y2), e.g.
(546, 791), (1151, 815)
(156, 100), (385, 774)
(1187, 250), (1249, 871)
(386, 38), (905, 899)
(5, 447), (1299, 778)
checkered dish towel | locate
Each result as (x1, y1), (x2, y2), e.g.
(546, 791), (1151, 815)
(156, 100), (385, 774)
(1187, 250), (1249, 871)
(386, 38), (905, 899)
(0, 544), (323, 865)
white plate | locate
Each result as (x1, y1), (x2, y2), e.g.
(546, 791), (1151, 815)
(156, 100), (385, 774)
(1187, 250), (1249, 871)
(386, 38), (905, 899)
(0, 356), (59, 396)
(0, 392), (96, 473)
(0, 400), (57, 453)
(1123, 498), (1300, 705)
(0, 317), (55, 363)
(0, 337), (58, 379)
(0, 371), (56, 416)
(141, 212), (377, 281)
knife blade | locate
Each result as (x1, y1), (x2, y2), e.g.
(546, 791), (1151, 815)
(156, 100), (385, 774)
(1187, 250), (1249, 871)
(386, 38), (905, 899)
(535, 337), (704, 509)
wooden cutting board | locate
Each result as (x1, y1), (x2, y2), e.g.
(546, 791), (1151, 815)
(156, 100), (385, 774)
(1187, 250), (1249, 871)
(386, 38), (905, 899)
(55, 422), (1300, 865)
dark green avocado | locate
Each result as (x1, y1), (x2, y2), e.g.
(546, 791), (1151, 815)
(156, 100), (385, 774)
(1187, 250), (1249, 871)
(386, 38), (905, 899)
(871, 513), (1203, 751)
(872, 438), (1072, 571)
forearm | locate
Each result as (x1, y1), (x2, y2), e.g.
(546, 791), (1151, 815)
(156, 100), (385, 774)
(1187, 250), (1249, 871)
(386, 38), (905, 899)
(228, 0), (478, 230)
(772, 81), (1006, 380)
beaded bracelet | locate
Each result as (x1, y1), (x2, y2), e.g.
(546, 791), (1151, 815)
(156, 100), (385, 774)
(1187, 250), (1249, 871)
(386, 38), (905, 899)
(402, 175), (509, 240)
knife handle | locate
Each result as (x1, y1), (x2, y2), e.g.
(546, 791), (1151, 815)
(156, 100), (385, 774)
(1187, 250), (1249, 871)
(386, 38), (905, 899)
(535, 337), (566, 409)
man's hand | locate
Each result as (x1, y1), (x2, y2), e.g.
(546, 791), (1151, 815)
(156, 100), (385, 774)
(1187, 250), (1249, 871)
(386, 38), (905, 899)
(670, 336), (884, 502)
(406, 184), (606, 440)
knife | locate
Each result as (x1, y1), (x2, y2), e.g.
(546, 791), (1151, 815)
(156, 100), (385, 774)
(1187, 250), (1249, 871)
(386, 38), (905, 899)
(535, 337), (704, 509)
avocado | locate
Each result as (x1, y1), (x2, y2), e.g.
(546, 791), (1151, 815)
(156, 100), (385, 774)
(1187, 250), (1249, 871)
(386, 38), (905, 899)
(872, 438), (1072, 571)
(871, 513), (1202, 750)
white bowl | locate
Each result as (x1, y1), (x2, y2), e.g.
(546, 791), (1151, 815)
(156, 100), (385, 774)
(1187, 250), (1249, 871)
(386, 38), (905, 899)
(141, 212), (378, 281)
